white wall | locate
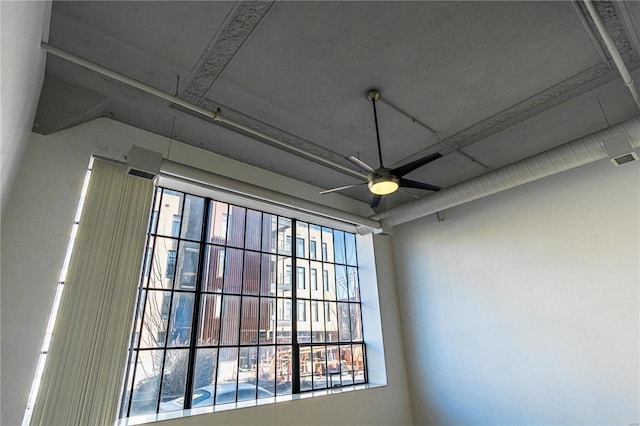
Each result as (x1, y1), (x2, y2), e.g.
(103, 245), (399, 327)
(1, 118), (412, 426)
(392, 157), (639, 425)
(0, 0), (50, 214)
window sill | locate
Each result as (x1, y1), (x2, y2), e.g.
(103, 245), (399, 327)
(116, 383), (385, 425)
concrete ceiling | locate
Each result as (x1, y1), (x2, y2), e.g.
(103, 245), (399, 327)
(34, 1), (640, 210)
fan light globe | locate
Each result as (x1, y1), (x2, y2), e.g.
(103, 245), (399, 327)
(368, 176), (399, 195)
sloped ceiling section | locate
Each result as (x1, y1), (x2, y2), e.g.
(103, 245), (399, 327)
(34, 1), (640, 209)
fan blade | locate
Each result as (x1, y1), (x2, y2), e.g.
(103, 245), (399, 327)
(399, 178), (441, 192)
(320, 183), (366, 194)
(346, 156), (376, 173)
(392, 152), (442, 178)
(370, 194), (382, 208)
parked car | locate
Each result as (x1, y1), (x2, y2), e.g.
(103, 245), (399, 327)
(160, 382), (273, 411)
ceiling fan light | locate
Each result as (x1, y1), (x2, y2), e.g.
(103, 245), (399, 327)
(368, 177), (399, 195)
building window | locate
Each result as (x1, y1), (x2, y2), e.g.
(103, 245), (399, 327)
(321, 242), (328, 261)
(161, 293), (171, 320)
(309, 240), (317, 260)
(220, 213), (229, 239)
(283, 300), (292, 321)
(311, 268), (318, 291)
(180, 246), (198, 289)
(298, 300), (306, 322)
(216, 250), (225, 278)
(143, 247), (153, 277)
(171, 215), (181, 237)
(166, 250), (177, 279)
(120, 187), (367, 419)
(285, 264), (292, 286)
(150, 210), (159, 236)
(296, 237), (305, 258)
(297, 266), (306, 290)
(285, 235), (292, 253)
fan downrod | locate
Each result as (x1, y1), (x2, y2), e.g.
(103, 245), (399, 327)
(319, 88), (442, 205)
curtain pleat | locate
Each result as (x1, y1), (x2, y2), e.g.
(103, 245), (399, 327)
(30, 159), (154, 426)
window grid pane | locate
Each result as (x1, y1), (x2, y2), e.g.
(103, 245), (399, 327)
(122, 188), (366, 418)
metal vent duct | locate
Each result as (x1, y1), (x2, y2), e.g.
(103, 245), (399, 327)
(369, 116), (640, 229)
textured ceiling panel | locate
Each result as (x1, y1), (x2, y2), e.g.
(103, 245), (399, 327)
(36, 1), (640, 209)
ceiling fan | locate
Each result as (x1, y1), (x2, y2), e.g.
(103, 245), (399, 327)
(321, 90), (443, 208)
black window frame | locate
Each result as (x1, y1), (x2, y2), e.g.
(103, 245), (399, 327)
(120, 187), (368, 419)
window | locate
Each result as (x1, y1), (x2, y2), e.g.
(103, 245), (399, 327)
(311, 268), (318, 291)
(180, 246), (199, 289)
(143, 247), (153, 277)
(283, 300), (292, 321)
(166, 250), (177, 279)
(161, 294), (171, 320)
(150, 210), (159, 235)
(284, 235), (292, 253)
(310, 240), (317, 260)
(298, 300), (306, 321)
(216, 250), (225, 278)
(171, 215), (181, 237)
(297, 266), (306, 290)
(285, 265), (292, 286)
(220, 213), (229, 239)
(120, 187), (367, 419)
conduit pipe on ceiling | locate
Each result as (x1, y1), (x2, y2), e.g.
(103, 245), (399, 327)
(39, 42), (367, 181)
(160, 159), (383, 234)
(367, 116), (640, 229)
(365, 2), (640, 231)
(583, 0), (640, 111)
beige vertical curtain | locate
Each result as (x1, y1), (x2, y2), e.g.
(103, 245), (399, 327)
(30, 159), (154, 426)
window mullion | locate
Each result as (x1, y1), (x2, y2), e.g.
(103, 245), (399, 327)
(255, 212), (263, 400)
(272, 218), (279, 392)
(290, 219), (300, 394)
(211, 202), (229, 406)
(156, 193), (180, 413)
(155, 294), (173, 412)
(234, 209), (249, 401)
(183, 197), (211, 409)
